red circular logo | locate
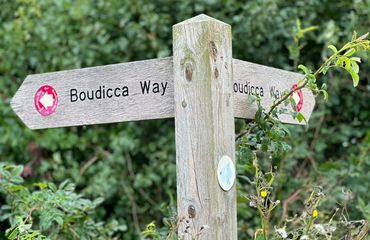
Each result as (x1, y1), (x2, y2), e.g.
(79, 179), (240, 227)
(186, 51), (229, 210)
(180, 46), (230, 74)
(34, 85), (58, 116)
(291, 84), (303, 112)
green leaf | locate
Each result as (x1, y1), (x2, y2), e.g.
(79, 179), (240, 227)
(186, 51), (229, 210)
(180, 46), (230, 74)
(34, 182), (48, 190)
(26, 231), (41, 238)
(239, 147), (254, 162)
(321, 89), (328, 100)
(48, 182), (57, 192)
(301, 25), (318, 34)
(238, 175), (252, 184)
(344, 48), (355, 57)
(322, 65), (330, 75)
(6, 227), (18, 240)
(343, 42), (352, 49)
(348, 69), (360, 87)
(261, 139), (269, 152)
(290, 110), (297, 119)
(343, 57), (352, 70)
(296, 112), (306, 123)
(335, 57), (342, 66)
(319, 161), (340, 171)
(295, 18), (301, 30)
(93, 197), (104, 206)
(255, 107), (263, 122)
(59, 180), (75, 192)
(351, 60), (359, 73)
(350, 57), (361, 62)
(281, 142), (292, 151)
(12, 165), (23, 178)
(336, 56), (351, 69)
(279, 124), (291, 136)
(328, 45), (338, 54)
(298, 64), (311, 75)
(54, 216), (64, 226)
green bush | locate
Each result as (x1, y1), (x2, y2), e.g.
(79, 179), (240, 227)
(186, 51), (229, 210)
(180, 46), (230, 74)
(1, 163), (126, 239)
(0, 0), (369, 239)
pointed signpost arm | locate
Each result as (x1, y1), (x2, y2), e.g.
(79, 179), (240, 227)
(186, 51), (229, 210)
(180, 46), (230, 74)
(173, 15), (237, 239)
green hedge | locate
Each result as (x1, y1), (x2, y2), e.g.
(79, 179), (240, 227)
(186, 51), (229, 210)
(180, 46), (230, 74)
(0, 0), (369, 239)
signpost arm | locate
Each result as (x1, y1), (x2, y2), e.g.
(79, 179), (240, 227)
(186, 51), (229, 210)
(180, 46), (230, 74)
(173, 14), (237, 239)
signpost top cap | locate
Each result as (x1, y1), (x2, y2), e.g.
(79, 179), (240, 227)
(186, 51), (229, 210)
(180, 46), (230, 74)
(173, 14), (230, 27)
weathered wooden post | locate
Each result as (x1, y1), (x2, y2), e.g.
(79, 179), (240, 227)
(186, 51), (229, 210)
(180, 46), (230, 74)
(173, 15), (237, 239)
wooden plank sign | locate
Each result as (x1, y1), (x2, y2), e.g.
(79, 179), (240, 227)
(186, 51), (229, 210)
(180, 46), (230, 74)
(11, 58), (314, 129)
(11, 58), (174, 129)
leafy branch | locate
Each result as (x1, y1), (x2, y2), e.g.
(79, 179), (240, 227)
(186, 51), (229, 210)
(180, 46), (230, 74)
(237, 32), (370, 142)
(270, 32), (369, 120)
(0, 163), (126, 240)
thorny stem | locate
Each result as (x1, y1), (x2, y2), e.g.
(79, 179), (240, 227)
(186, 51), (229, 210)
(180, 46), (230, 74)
(66, 223), (79, 240)
(24, 206), (38, 224)
(304, 191), (321, 236)
(356, 222), (369, 240)
(266, 53), (336, 118)
(266, 39), (364, 119)
(257, 206), (268, 240)
(254, 158), (268, 240)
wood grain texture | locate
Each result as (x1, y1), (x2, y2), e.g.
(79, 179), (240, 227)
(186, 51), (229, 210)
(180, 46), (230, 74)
(173, 14), (237, 239)
(11, 58), (174, 129)
(11, 58), (315, 129)
(233, 59), (315, 124)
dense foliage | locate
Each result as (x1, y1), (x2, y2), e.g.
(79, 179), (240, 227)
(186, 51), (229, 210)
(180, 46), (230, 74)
(0, 0), (369, 239)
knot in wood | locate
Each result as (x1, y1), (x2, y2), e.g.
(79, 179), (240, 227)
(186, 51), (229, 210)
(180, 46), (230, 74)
(210, 41), (217, 60)
(181, 100), (187, 108)
(188, 205), (196, 218)
(214, 67), (219, 78)
(185, 63), (193, 81)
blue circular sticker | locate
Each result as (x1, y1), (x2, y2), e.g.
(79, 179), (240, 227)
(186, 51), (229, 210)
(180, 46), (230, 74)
(217, 155), (235, 191)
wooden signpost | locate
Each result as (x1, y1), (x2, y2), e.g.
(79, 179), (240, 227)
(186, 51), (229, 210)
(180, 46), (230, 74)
(11, 14), (315, 239)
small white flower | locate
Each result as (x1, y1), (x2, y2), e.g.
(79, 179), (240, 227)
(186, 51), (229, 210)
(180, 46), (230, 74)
(314, 224), (336, 236)
(275, 227), (288, 238)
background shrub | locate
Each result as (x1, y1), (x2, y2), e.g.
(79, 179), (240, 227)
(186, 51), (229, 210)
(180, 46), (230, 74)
(0, 0), (369, 238)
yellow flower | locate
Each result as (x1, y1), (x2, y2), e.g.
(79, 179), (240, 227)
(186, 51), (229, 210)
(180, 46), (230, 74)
(260, 191), (268, 198)
(312, 209), (318, 218)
